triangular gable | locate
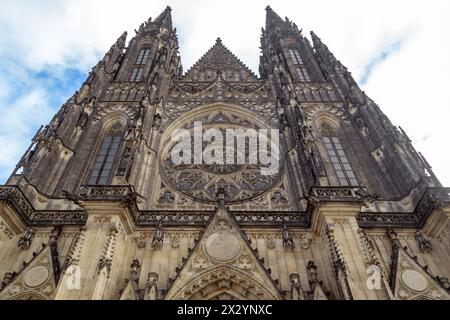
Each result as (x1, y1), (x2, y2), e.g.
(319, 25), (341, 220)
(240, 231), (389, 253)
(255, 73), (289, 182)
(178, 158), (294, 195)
(183, 38), (258, 81)
(164, 205), (283, 300)
(391, 247), (450, 300)
(311, 283), (328, 300)
(119, 280), (140, 300)
(0, 244), (60, 300)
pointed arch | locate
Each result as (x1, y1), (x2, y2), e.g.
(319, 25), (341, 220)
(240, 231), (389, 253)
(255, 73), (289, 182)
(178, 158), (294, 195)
(9, 291), (48, 300)
(87, 113), (128, 185)
(313, 113), (360, 186)
(165, 265), (281, 300)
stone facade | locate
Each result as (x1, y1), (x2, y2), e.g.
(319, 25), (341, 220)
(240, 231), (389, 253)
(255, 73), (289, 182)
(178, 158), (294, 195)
(0, 6), (449, 300)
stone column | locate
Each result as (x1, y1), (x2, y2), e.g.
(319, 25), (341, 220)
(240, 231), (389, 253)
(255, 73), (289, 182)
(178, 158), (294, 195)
(55, 202), (131, 300)
(314, 203), (390, 300)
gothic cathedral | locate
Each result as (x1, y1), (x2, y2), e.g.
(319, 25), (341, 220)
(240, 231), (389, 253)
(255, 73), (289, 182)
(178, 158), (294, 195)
(0, 6), (449, 301)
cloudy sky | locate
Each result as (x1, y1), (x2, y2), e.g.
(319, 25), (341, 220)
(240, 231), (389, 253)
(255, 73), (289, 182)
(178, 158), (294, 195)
(0, 0), (449, 186)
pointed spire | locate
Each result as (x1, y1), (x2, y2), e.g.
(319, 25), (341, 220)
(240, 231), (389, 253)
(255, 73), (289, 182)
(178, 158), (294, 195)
(153, 5), (173, 30)
(265, 5), (285, 30)
(310, 31), (340, 73)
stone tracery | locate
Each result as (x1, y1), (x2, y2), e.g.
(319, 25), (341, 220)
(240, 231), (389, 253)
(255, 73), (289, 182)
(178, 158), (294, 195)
(158, 106), (284, 204)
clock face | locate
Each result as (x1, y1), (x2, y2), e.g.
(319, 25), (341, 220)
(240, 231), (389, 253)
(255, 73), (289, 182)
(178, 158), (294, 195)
(159, 109), (283, 204)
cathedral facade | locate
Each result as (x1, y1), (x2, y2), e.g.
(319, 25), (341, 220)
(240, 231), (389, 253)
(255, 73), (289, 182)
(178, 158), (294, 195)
(0, 6), (449, 300)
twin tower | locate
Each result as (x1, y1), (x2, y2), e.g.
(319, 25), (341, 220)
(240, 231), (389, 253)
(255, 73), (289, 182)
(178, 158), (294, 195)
(0, 6), (449, 300)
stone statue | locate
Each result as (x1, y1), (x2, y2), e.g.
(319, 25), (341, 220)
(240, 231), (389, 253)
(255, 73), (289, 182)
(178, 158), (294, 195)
(130, 259), (141, 282)
(152, 113), (162, 130)
(415, 232), (433, 253)
(77, 111), (89, 129)
(306, 261), (319, 284)
(151, 221), (164, 250)
(282, 223), (295, 250)
(290, 273), (304, 300)
(144, 272), (159, 300)
(18, 228), (35, 250)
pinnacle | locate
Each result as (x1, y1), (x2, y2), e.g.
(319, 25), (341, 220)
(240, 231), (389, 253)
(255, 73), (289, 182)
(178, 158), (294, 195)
(265, 5), (285, 30)
(153, 5), (173, 29)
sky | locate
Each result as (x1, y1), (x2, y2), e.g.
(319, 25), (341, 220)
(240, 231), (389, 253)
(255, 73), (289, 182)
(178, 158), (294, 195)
(0, 0), (449, 186)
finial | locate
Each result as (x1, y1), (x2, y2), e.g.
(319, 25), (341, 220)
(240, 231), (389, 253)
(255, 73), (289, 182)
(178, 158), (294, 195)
(166, 5), (172, 11)
(265, 5), (272, 11)
(215, 37), (222, 45)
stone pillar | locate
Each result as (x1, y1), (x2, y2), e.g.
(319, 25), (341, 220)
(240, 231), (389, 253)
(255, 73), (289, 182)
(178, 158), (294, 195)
(55, 202), (131, 300)
(314, 203), (390, 300)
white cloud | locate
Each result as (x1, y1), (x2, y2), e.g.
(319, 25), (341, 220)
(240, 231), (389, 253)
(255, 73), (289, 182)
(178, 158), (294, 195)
(0, 0), (449, 185)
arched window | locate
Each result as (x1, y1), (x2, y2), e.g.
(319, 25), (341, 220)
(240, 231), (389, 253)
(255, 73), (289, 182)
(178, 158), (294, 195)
(88, 125), (123, 185)
(320, 124), (358, 186)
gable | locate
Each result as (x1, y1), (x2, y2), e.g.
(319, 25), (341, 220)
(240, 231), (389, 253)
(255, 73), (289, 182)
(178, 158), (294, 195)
(391, 247), (450, 300)
(164, 204), (283, 300)
(183, 38), (258, 82)
(0, 245), (60, 300)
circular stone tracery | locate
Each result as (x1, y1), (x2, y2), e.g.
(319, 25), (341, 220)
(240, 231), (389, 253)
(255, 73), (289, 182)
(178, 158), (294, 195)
(159, 109), (283, 204)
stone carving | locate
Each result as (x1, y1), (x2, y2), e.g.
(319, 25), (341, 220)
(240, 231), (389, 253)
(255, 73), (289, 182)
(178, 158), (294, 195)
(159, 109), (283, 205)
(266, 236), (276, 250)
(436, 277), (450, 290)
(237, 255), (253, 271)
(144, 272), (159, 300)
(306, 261), (319, 284)
(0, 220), (14, 240)
(192, 253), (209, 271)
(290, 273), (304, 300)
(170, 234), (180, 248)
(299, 233), (312, 250)
(159, 191), (175, 204)
(282, 223), (295, 250)
(151, 221), (164, 250)
(18, 228), (36, 250)
(97, 257), (112, 276)
(1, 272), (17, 291)
(415, 232), (433, 253)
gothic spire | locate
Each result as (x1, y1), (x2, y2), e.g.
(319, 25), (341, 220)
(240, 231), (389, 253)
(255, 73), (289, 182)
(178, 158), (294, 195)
(265, 5), (285, 31)
(153, 6), (173, 30)
(310, 31), (340, 70)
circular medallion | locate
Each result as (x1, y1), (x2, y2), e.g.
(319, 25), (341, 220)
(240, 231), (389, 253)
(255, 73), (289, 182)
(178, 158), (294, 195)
(401, 270), (428, 292)
(24, 266), (50, 288)
(206, 233), (241, 262)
